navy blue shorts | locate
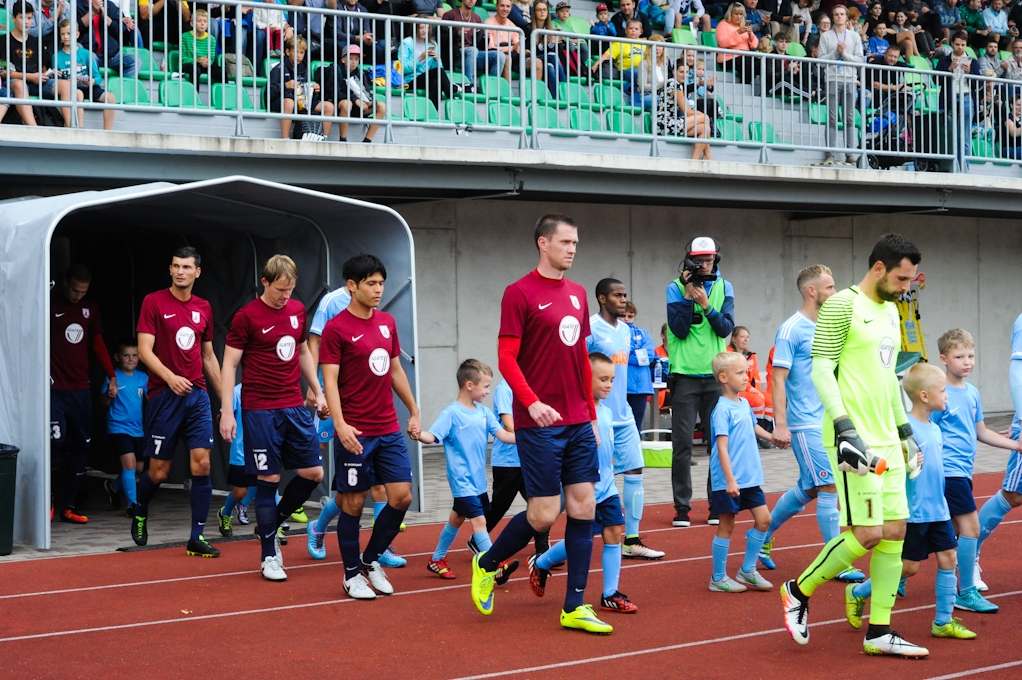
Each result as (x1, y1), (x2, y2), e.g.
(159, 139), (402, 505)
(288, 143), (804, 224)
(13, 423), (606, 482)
(242, 407), (322, 476)
(227, 463), (258, 489)
(144, 388), (214, 460)
(710, 486), (767, 515)
(944, 476), (977, 516)
(50, 388), (92, 451)
(453, 492), (491, 519)
(109, 433), (145, 459)
(334, 431), (413, 493)
(594, 495), (625, 533)
(903, 519), (958, 562)
(516, 422), (599, 498)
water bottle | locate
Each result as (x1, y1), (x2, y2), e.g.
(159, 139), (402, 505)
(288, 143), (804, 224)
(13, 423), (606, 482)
(654, 358), (663, 384)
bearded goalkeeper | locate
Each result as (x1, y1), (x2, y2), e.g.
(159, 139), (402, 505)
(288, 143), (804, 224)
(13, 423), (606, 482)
(780, 234), (929, 658)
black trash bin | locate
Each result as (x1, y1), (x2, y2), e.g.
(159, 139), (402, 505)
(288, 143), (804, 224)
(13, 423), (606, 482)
(0, 445), (19, 556)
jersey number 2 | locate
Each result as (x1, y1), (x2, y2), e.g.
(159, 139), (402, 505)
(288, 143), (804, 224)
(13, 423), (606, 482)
(255, 453), (268, 471)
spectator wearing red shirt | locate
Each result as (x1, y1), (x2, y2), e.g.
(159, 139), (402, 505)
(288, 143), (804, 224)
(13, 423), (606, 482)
(219, 255), (326, 582)
(131, 247), (223, 557)
(50, 264), (117, 523)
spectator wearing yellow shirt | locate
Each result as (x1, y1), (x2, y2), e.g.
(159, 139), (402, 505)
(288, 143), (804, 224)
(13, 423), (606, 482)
(590, 18), (644, 104)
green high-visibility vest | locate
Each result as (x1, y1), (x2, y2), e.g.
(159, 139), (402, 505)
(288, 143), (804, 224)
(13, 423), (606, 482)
(667, 277), (727, 376)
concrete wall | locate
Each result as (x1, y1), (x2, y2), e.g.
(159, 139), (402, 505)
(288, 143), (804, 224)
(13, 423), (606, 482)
(398, 201), (1022, 425)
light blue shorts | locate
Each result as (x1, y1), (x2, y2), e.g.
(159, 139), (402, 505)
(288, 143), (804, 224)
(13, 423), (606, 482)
(316, 414), (333, 443)
(613, 421), (644, 474)
(792, 427), (834, 490)
(1003, 451), (1022, 494)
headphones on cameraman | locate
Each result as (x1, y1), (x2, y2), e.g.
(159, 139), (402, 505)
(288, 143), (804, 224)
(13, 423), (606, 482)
(680, 236), (721, 275)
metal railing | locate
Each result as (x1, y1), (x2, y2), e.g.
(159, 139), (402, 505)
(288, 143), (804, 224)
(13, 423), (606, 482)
(0, 5), (1016, 174)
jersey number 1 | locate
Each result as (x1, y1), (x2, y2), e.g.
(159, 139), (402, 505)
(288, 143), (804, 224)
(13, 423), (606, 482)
(865, 498), (873, 520)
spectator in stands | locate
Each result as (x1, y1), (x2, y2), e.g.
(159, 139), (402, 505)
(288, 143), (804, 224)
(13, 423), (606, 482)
(885, 0), (942, 46)
(766, 30), (814, 98)
(528, 0), (566, 97)
(552, 1), (589, 65)
(819, 5), (863, 165)
(658, 57), (713, 158)
(1004, 38), (1022, 80)
(864, 0), (884, 35)
(591, 3), (616, 36)
(138, 0), (190, 48)
(664, 0), (712, 35)
(612, 0), (652, 39)
(685, 57), (720, 112)
(727, 326), (768, 422)
(934, 0), (964, 44)
(253, 0), (293, 63)
(889, 9), (927, 57)
(2, 2), (54, 112)
(783, 0), (813, 46)
(743, 0), (779, 39)
(408, 0), (442, 17)
(510, 0), (532, 28)
(486, 0), (522, 81)
(639, 33), (668, 109)
(114, 0), (144, 48)
(591, 17), (644, 107)
(268, 35), (335, 139)
(287, 0), (324, 57)
(960, 0), (989, 50)
(1003, 92), (1022, 158)
(53, 19), (116, 129)
(975, 71), (1005, 144)
(978, 36), (1008, 76)
(77, 0), (138, 77)
(867, 44), (910, 110)
(937, 30), (981, 165)
(866, 20), (891, 59)
(715, 2), (759, 85)
(442, 0), (504, 93)
(983, 0), (1016, 50)
(181, 8), (222, 85)
(805, 11), (829, 53)
(13, 0), (66, 38)
(332, 44), (384, 142)
(399, 22), (459, 108)
(328, 0), (386, 66)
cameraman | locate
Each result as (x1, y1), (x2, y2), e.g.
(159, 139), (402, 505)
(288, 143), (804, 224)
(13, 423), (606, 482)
(665, 237), (735, 528)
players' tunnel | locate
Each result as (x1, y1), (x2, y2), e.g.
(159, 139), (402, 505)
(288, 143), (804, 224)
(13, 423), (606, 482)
(0, 177), (421, 549)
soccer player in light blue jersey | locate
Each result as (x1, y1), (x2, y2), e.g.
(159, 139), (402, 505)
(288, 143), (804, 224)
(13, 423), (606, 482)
(758, 265), (865, 583)
(844, 363), (977, 640)
(976, 312), (1022, 590)
(529, 352), (638, 613)
(416, 360), (518, 582)
(586, 279), (664, 561)
(102, 339), (149, 516)
(931, 328), (1020, 612)
(215, 384), (256, 537)
(305, 285), (406, 567)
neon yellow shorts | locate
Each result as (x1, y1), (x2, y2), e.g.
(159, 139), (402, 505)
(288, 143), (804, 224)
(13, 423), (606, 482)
(828, 444), (909, 527)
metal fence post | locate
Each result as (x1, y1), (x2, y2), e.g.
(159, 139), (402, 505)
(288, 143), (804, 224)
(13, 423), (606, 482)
(530, 29), (539, 150)
(234, 2), (246, 137)
(384, 18), (394, 144)
(858, 63), (867, 168)
(758, 52), (768, 164)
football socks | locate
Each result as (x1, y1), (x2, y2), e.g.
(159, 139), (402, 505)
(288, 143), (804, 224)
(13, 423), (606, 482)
(373, 501), (387, 522)
(563, 517), (595, 613)
(623, 473), (644, 538)
(120, 469), (137, 505)
(189, 475), (213, 542)
(868, 539), (904, 626)
(473, 530), (493, 553)
(602, 542), (622, 598)
(255, 480), (278, 561)
(935, 568), (957, 626)
(958, 536), (978, 592)
(765, 487), (808, 543)
(797, 531), (868, 597)
(336, 511), (363, 580)
(711, 536), (730, 582)
(315, 496), (342, 534)
(479, 511), (535, 572)
(135, 471), (159, 516)
(743, 528), (767, 574)
(852, 578), (872, 599)
(816, 492), (840, 543)
(536, 540), (567, 571)
(432, 523), (460, 561)
(363, 503), (405, 565)
(978, 491), (1012, 551)
(276, 475), (318, 528)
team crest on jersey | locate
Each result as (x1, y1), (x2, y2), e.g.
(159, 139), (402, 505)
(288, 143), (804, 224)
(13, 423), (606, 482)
(82, 308), (90, 319)
(379, 325), (390, 339)
(64, 323), (85, 344)
(192, 311), (201, 324)
(369, 347), (391, 376)
(276, 335), (297, 362)
(176, 326), (197, 351)
(569, 295), (580, 310)
(559, 316), (581, 347)
(290, 315), (300, 329)
(820, 469), (829, 479)
(878, 337), (896, 369)
(137, 388), (144, 397)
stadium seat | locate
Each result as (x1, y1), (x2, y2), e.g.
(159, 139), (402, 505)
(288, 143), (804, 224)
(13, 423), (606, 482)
(482, 1), (496, 10)
(151, 42), (178, 55)
(748, 121), (779, 143)
(717, 95), (741, 122)
(524, 79), (566, 109)
(487, 101), (521, 126)
(159, 80), (209, 109)
(473, 6), (489, 20)
(404, 96), (441, 122)
(567, 17), (589, 35)
(445, 98), (477, 125)
(606, 111), (637, 134)
(908, 54), (931, 71)
(529, 104), (564, 132)
(106, 77), (152, 106)
(786, 42), (807, 57)
(809, 102), (827, 125)
(447, 71), (470, 86)
(120, 47), (167, 81)
(558, 81), (602, 111)
(965, 46), (977, 59)
(570, 107), (603, 131)
(722, 119), (745, 141)
(916, 88), (940, 115)
(971, 138), (996, 163)
(168, 50), (181, 73)
(442, 2), (453, 11)
(464, 75), (519, 104)
(216, 54), (268, 88)
(701, 31), (718, 47)
(211, 83), (256, 111)
(1001, 50), (1012, 62)
(672, 29), (698, 46)
(0, 8), (8, 34)
(593, 84), (643, 114)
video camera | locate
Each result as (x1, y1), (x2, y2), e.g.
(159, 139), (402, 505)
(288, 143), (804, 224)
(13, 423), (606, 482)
(680, 236), (720, 286)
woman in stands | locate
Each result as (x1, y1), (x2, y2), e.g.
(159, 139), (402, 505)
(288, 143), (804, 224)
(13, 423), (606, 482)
(528, 0), (566, 97)
(399, 23), (460, 109)
(657, 54), (713, 159)
(1002, 93), (1022, 159)
(715, 2), (760, 85)
(639, 34), (668, 110)
(889, 10), (924, 57)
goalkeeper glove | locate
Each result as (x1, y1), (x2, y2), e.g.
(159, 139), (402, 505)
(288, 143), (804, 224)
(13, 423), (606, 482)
(835, 418), (887, 476)
(899, 422), (923, 480)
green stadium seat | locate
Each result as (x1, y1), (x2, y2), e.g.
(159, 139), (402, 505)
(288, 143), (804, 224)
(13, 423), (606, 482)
(567, 17), (590, 35)
(701, 31), (718, 48)
(965, 46), (978, 59)
(786, 42), (807, 57)
(473, 6), (489, 20)
(211, 83), (256, 111)
(672, 28), (698, 46)
(716, 95), (742, 122)
(529, 104), (562, 130)
(644, 112), (651, 133)
(447, 71), (470, 86)
(121, 47), (167, 81)
(445, 98), (477, 124)
(722, 119), (745, 141)
(809, 102), (828, 125)
(105, 77), (152, 106)
(908, 54), (931, 70)
(442, 2), (453, 11)
(214, 54), (267, 87)
(463, 75), (519, 104)
(748, 121), (779, 143)
(487, 101), (521, 126)
(558, 81), (602, 111)
(1001, 50), (1012, 62)
(524, 79), (566, 109)
(0, 8), (9, 35)
(403, 95), (441, 122)
(593, 84), (642, 114)
(151, 42), (178, 55)
(159, 80), (209, 108)
(971, 137), (996, 162)
(570, 107), (603, 131)
(606, 111), (637, 134)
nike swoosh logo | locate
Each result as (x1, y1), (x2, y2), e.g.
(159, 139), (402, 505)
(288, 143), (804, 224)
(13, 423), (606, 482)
(575, 588), (585, 592)
(164, 314), (176, 319)
(538, 303), (552, 310)
(55, 313), (65, 317)
(352, 335), (364, 342)
(460, 423), (472, 429)
(262, 326), (275, 334)
(863, 319), (873, 324)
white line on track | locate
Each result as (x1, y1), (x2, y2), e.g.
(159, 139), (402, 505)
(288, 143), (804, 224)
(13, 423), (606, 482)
(925, 660), (1022, 679)
(450, 589), (1022, 680)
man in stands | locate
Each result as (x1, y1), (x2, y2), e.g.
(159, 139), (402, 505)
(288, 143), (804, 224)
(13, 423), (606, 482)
(51, 264), (118, 523)
(666, 237), (735, 528)
(612, 0), (652, 38)
(2, 2), (53, 115)
(77, 0), (138, 78)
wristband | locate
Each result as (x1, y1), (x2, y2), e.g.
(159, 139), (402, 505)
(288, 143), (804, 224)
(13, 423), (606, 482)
(897, 422), (913, 441)
(834, 417), (855, 434)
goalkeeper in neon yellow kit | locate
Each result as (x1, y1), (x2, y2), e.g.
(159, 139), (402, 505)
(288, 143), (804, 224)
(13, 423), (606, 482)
(780, 234), (929, 658)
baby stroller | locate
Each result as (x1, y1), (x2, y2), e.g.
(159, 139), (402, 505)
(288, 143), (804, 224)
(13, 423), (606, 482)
(865, 89), (917, 170)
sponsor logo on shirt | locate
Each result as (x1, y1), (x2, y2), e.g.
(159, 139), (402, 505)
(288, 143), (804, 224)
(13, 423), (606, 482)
(290, 315), (300, 329)
(276, 335), (297, 362)
(192, 311), (201, 324)
(369, 347), (391, 376)
(878, 336), (895, 369)
(82, 308), (90, 319)
(176, 326), (197, 351)
(64, 323), (85, 344)
(559, 316), (581, 347)
(379, 325), (390, 339)
(137, 388), (144, 397)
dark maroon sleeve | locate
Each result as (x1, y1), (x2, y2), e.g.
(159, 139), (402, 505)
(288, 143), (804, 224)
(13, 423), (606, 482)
(137, 294), (157, 335)
(319, 321), (341, 364)
(91, 335), (116, 379)
(498, 285), (527, 339)
(225, 307), (249, 351)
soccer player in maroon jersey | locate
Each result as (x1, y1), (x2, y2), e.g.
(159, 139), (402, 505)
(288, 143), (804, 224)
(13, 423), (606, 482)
(50, 264), (117, 524)
(470, 214), (613, 635)
(219, 255), (326, 581)
(131, 247), (223, 557)
(319, 254), (422, 600)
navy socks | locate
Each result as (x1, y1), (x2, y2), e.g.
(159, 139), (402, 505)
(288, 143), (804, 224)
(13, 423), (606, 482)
(363, 503), (406, 565)
(479, 511), (535, 571)
(563, 516), (594, 612)
(189, 475), (212, 542)
(336, 511), (363, 580)
(276, 475), (318, 528)
(135, 471), (159, 517)
(255, 480), (277, 561)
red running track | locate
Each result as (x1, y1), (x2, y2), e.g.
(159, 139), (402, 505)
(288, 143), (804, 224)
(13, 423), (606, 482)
(1, 473), (1021, 680)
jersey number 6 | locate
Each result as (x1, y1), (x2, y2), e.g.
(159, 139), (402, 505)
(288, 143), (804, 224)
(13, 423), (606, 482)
(347, 468), (359, 487)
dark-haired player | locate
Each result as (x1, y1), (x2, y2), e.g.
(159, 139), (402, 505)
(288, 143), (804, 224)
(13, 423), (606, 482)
(319, 254), (422, 600)
(131, 247), (223, 557)
(51, 264), (117, 523)
(475, 214), (611, 634)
